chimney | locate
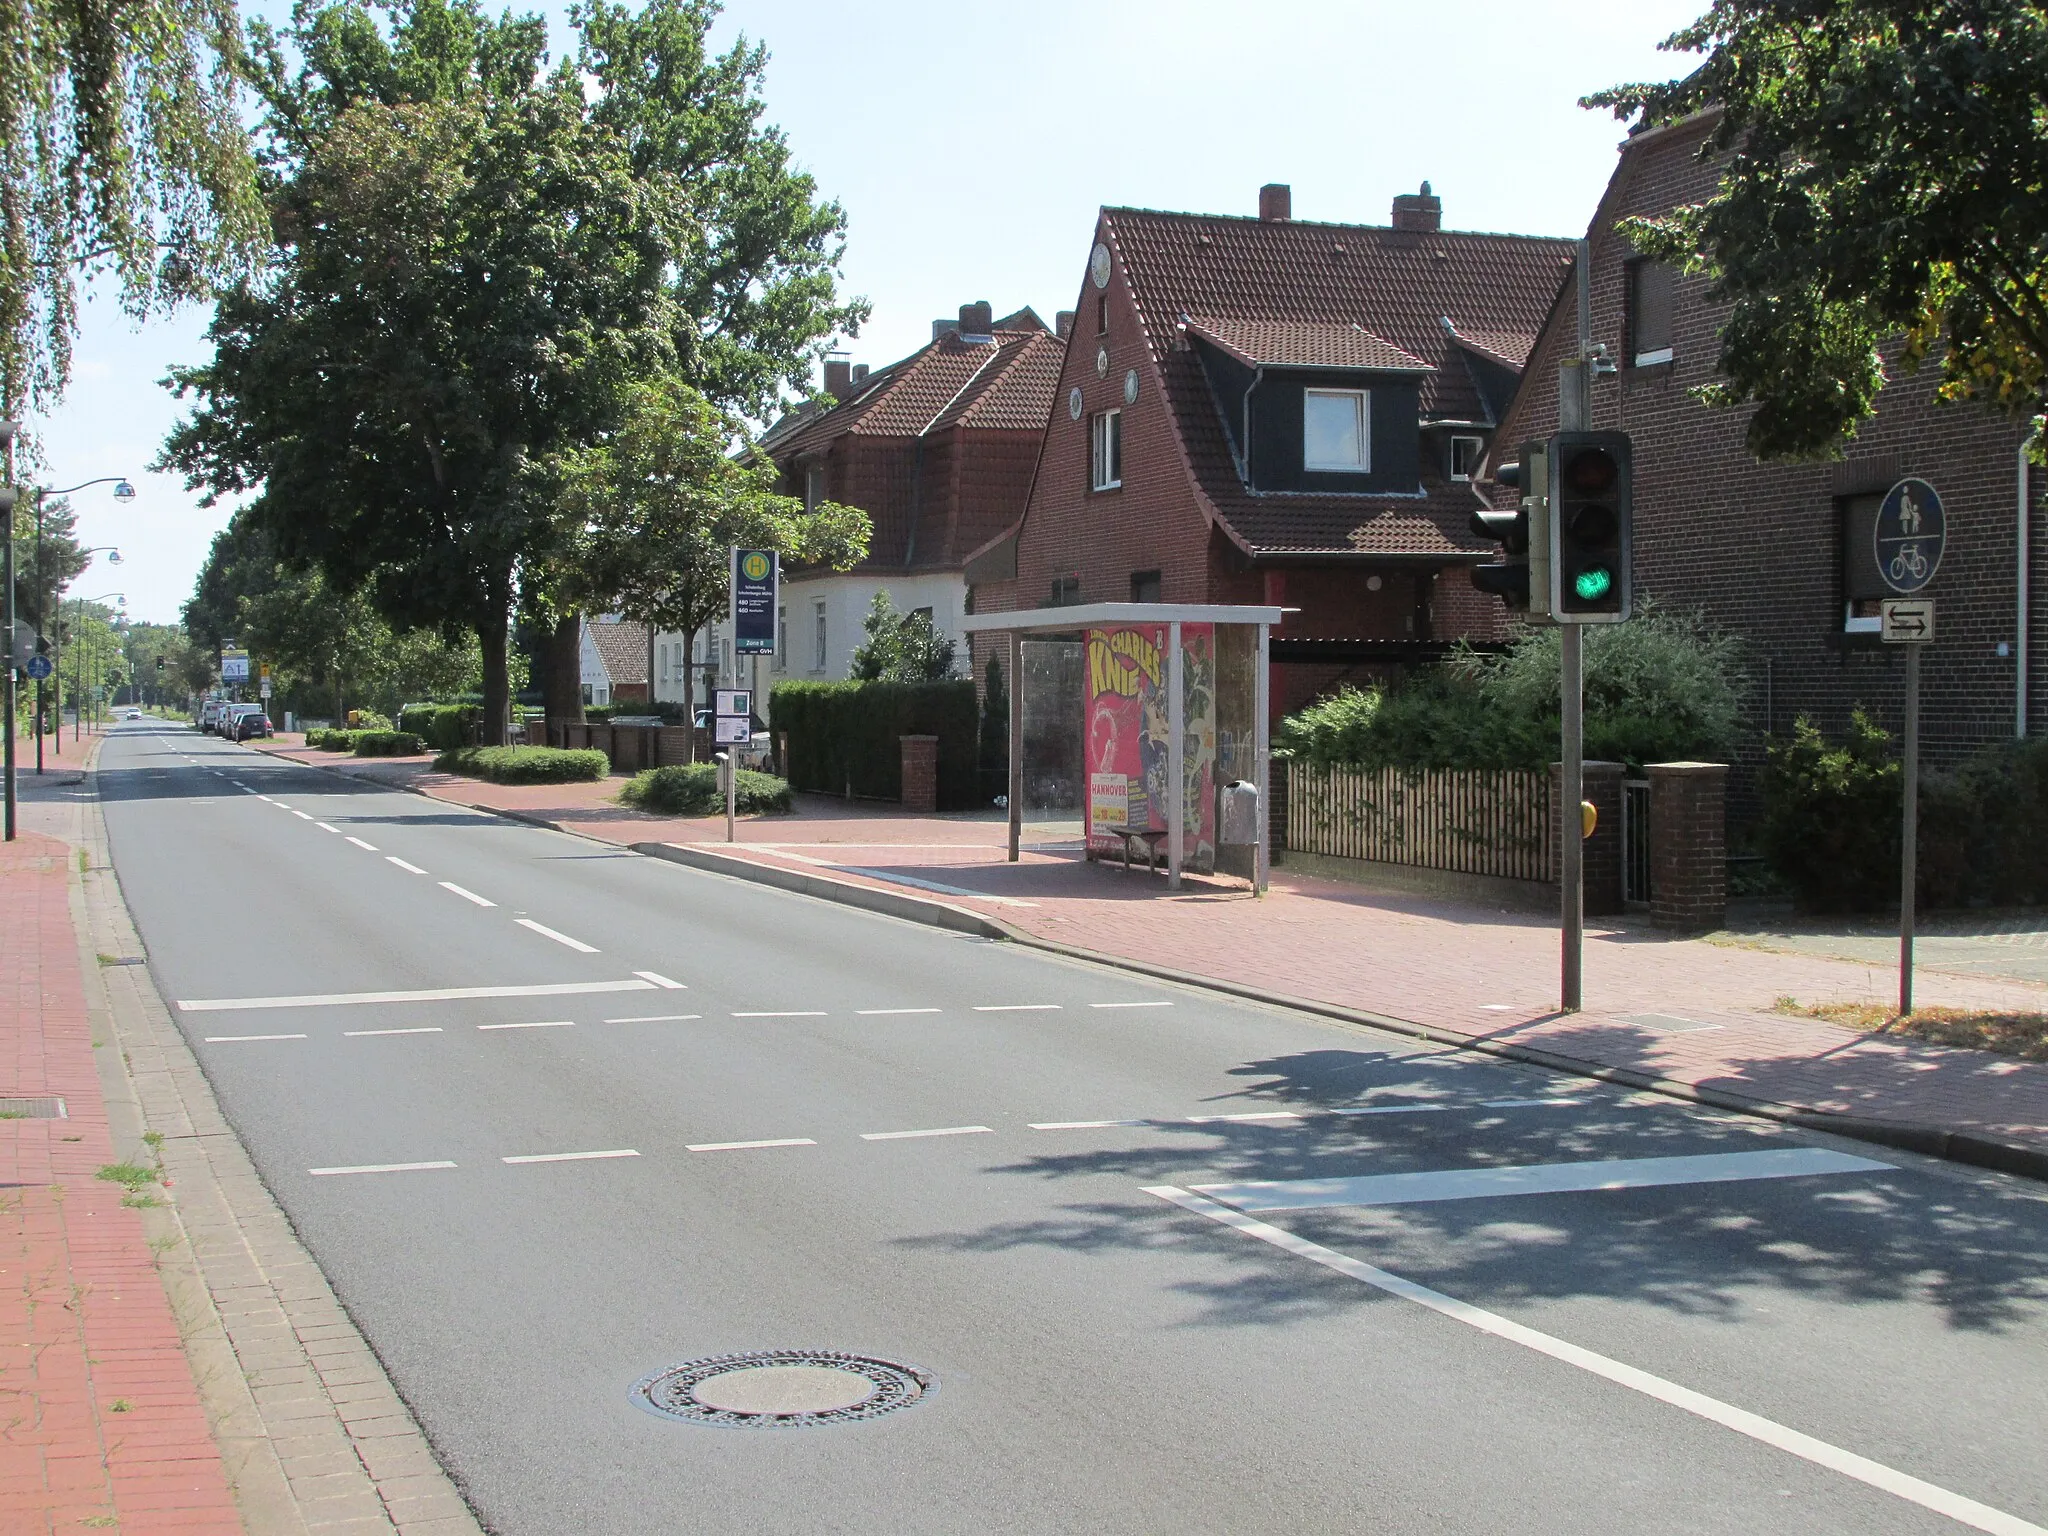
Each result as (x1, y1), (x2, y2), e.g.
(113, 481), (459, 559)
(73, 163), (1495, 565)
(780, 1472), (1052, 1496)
(959, 300), (995, 340)
(850, 363), (869, 386)
(1056, 310), (1075, 339)
(1258, 183), (1292, 221)
(1391, 180), (1441, 232)
(822, 354), (853, 400)
(932, 317), (961, 341)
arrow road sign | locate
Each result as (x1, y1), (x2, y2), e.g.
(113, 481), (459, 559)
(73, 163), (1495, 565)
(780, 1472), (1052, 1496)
(1881, 598), (1935, 644)
(1875, 477), (1946, 595)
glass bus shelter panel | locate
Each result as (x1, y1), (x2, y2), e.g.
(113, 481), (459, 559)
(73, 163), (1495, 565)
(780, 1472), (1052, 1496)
(1019, 638), (1085, 848)
(1212, 623), (1258, 881)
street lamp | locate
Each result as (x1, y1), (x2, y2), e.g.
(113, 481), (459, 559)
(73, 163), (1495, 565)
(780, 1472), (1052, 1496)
(38, 484), (135, 768)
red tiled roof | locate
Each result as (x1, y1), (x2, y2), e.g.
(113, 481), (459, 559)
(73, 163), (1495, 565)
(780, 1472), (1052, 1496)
(586, 618), (648, 685)
(1185, 317), (1429, 372)
(931, 331), (1067, 431)
(1443, 323), (1540, 371)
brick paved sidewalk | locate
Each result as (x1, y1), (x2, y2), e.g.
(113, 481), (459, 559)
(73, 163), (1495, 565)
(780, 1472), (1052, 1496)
(252, 737), (2048, 1152)
(0, 830), (242, 1536)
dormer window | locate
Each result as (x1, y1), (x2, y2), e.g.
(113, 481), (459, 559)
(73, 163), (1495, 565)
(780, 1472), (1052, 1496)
(1304, 388), (1370, 473)
(1450, 435), (1483, 481)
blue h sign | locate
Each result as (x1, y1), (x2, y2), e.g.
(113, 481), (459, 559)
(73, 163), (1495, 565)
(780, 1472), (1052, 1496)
(732, 549), (778, 655)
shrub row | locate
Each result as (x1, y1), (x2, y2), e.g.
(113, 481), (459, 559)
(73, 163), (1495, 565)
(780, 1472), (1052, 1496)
(619, 763), (793, 816)
(397, 703), (481, 752)
(433, 746), (609, 784)
(304, 727), (425, 756)
(769, 680), (977, 809)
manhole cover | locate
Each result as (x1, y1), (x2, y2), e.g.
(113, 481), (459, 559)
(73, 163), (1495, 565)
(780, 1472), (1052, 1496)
(631, 1351), (932, 1428)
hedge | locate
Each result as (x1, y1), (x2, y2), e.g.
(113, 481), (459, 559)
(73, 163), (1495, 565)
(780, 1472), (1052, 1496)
(769, 679), (978, 809)
(398, 703), (480, 752)
(433, 746), (609, 784)
(352, 730), (424, 757)
(619, 763), (793, 816)
(304, 728), (359, 751)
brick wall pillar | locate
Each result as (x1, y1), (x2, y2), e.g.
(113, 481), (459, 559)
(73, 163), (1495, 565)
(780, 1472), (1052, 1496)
(900, 735), (939, 813)
(1648, 761), (1727, 931)
(1552, 761), (1624, 915)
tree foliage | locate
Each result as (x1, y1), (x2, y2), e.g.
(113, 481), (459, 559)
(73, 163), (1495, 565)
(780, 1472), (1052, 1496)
(849, 590), (957, 682)
(1589, 1), (2048, 460)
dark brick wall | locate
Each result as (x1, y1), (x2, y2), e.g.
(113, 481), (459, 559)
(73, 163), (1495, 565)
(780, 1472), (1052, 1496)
(900, 734), (939, 813)
(1553, 760), (1624, 916)
(1648, 762), (1727, 931)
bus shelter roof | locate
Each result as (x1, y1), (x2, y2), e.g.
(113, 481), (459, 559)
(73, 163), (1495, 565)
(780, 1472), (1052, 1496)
(960, 602), (1289, 635)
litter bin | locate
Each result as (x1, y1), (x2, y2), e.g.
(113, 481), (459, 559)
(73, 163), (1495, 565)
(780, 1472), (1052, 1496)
(1220, 779), (1260, 846)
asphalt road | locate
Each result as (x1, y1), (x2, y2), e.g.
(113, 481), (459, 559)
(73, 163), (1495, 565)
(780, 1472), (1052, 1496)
(99, 720), (2048, 1535)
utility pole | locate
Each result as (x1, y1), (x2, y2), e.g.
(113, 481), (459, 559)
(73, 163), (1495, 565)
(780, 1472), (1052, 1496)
(1556, 240), (1593, 1012)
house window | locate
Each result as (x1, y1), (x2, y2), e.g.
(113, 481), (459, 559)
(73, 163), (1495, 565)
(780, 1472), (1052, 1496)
(1091, 410), (1123, 490)
(1097, 295), (1109, 334)
(1304, 389), (1370, 472)
(813, 601), (828, 670)
(774, 605), (787, 672)
(1840, 492), (1888, 632)
(804, 466), (825, 512)
(1050, 576), (1081, 606)
(1629, 261), (1676, 366)
(1450, 435), (1484, 482)
(1130, 569), (1162, 604)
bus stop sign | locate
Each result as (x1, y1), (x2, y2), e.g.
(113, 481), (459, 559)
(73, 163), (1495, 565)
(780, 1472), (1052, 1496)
(1875, 477), (1945, 594)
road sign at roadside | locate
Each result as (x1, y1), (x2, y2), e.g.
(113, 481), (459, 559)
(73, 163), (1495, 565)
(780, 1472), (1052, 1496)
(260, 679), (273, 698)
(1875, 477), (1945, 595)
(731, 548), (777, 655)
(715, 688), (751, 719)
(26, 655), (52, 680)
(1882, 598), (1935, 644)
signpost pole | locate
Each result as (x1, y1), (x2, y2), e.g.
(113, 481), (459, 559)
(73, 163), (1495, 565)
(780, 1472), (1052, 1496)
(1006, 632), (1022, 863)
(725, 751), (737, 844)
(1900, 644), (1919, 1016)
(1556, 277), (1591, 1009)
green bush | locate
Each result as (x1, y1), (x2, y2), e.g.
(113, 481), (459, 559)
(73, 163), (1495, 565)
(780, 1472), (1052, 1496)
(352, 730), (425, 757)
(770, 679), (978, 808)
(398, 703), (479, 751)
(305, 728), (361, 752)
(433, 746), (609, 784)
(620, 763), (794, 816)
(1759, 711), (1900, 913)
(345, 709), (393, 730)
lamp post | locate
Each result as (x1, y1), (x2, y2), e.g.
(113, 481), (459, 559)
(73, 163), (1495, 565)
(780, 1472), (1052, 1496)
(34, 482), (131, 768)
(49, 543), (125, 762)
(68, 594), (124, 743)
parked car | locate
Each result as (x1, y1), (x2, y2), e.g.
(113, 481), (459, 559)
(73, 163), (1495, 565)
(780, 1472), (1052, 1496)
(231, 707), (273, 741)
(197, 699), (226, 733)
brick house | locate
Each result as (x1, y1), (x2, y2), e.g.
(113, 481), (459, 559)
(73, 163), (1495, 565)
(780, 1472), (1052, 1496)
(1486, 112), (2044, 782)
(653, 302), (1068, 703)
(966, 184), (1576, 715)
(580, 615), (648, 707)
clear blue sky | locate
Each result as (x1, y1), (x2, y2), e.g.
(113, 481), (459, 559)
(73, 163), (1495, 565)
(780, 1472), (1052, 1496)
(33, 0), (1705, 623)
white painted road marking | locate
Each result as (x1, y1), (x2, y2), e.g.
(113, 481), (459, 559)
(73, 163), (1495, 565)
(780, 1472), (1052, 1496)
(857, 1007), (942, 1016)
(860, 1125), (995, 1141)
(517, 918), (599, 953)
(603, 1014), (701, 1024)
(1329, 1103), (1450, 1117)
(687, 1138), (817, 1153)
(1029, 1118), (1147, 1130)
(439, 882), (495, 907)
(1479, 1097), (1587, 1110)
(345, 836), (379, 851)
(202, 1033), (309, 1043)
(502, 1149), (640, 1164)
(178, 979), (657, 1012)
(974, 1004), (1061, 1012)
(387, 857), (428, 875)
(311, 1161), (458, 1177)
(733, 1011), (826, 1018)
(345, 1027), (444, 1037)
(291, 810), (313, 820)
(1186, 1111), (1304, 1124)
(1145, 1186), (2041, 1536)
(316, 822), (341, 833)
(1192, 1147), (1890, 1213)
(1090, 1000), (1172, 1009)
(633, 970), (686, 989)
(477, 1020), (574, 1032)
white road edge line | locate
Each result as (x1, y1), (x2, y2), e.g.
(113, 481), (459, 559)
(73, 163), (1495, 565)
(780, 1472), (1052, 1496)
(1144, 1185), (2043, 1536)
(517, 918), (599, 953)
(860, 1125), (994, 1141)
(1089, 1001), (1172, 1009)
(178, 979), (654, 1012)
(686, 1138), (816, 1152)
(387, 857), (428, 875)
(633, 970), (686, 989)
(344, 1027), (443, 1037)
(346, 836), (379, 851)
(733, 1011), (827, 1018)
(973, 1004), (1061, 1012)
(477, 1020), (574, 1031)
(856, 1007), (943, 1016)
(603, 1015), (701, 1024)
(310, 1161), (457, 1177)
(440, 882), (495, 907)
(202, 1033), (308, 1043)
(501, 1149), (640, 1164)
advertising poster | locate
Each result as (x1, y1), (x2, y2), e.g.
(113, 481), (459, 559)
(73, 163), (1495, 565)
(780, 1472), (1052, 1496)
(1084, 623), (1215, 871)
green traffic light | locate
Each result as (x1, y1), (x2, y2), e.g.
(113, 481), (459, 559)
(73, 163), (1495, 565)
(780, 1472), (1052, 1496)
(1574, 567), (1614, 601)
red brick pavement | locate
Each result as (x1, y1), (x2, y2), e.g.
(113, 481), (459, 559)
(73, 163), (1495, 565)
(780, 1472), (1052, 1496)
(0, 832), (242, 1536)
(254, 738), (2048, 1149)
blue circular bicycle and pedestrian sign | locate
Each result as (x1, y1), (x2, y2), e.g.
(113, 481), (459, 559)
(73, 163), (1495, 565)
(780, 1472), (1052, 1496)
(25, 655), (52, 680)
(1875, 477), (1945, 594)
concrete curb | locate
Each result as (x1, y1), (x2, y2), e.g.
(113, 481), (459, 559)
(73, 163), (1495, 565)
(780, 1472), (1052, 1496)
(245, 736), (2048, 1188)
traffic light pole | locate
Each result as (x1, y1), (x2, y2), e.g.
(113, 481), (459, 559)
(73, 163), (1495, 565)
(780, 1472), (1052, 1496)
(1557, 243), (1594, 1009)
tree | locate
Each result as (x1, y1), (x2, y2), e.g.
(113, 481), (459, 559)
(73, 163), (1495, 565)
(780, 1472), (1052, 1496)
(1590, 1), (2048, 461)
(10, 493), (89, 631)
(0, 0), (263, 421)
(553, 374), (867, 741)
(849, 590), (957, 683)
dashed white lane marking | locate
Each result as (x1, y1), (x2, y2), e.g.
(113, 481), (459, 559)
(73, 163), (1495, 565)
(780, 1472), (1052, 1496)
(477, 1020), (574, 1032)
(860, 1125), (995, 1141)
(733, 1010), (826, 1018)
(1090, 1000), (1172, 1009)
(387, 857), (427, 874)
(857, 1007), (942, 1016)
(516, 918), (599, 953)
(1330, 1103), (1450, 1117)
(1480, 1097), (1587, 1110)
(502, 1149), (640, 1164)
(1186, 1111), (1304, 1124)
(687, 1138), (816, 1152)
(973, 1004), (1061, 1012)
(311, 1161), (457, 1177)
(634, 970), (686, 989)
(1029, 1118), (1147, 1131)
(1144, 1186), (2038, 1536)
(291, 810), (313, 820)
(315, 822), (341, 833)
(603, 1014), (701, 1024)
(203, 1033), (309, 1043)
(178, 979), (656, 1012)
(345, 836), (379, 851)
(440, 882), (495, 907)
(344, 1027), (443, 1037)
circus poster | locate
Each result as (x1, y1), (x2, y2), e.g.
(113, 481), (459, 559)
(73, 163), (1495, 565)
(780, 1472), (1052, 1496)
(1084, 623), (1216, 872)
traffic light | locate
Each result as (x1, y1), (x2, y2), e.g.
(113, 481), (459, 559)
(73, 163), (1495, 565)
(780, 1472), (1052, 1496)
(1547, 431), (1632, 621)
(155, 656), (165, 673)
(1469, 440), (1550, 616)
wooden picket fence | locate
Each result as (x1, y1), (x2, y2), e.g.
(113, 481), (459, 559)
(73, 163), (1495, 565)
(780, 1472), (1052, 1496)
(1284, 762), (1554, 883)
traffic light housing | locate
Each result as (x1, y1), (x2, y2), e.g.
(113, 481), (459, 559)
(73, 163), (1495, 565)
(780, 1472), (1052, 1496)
(1469, 440), (1550, 616)
(155, 656), (165, 672)
(1547, 431), (1632, 622)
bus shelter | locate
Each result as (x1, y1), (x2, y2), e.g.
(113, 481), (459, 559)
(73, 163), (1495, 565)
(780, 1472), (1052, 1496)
(960, 603), (1287, 892)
